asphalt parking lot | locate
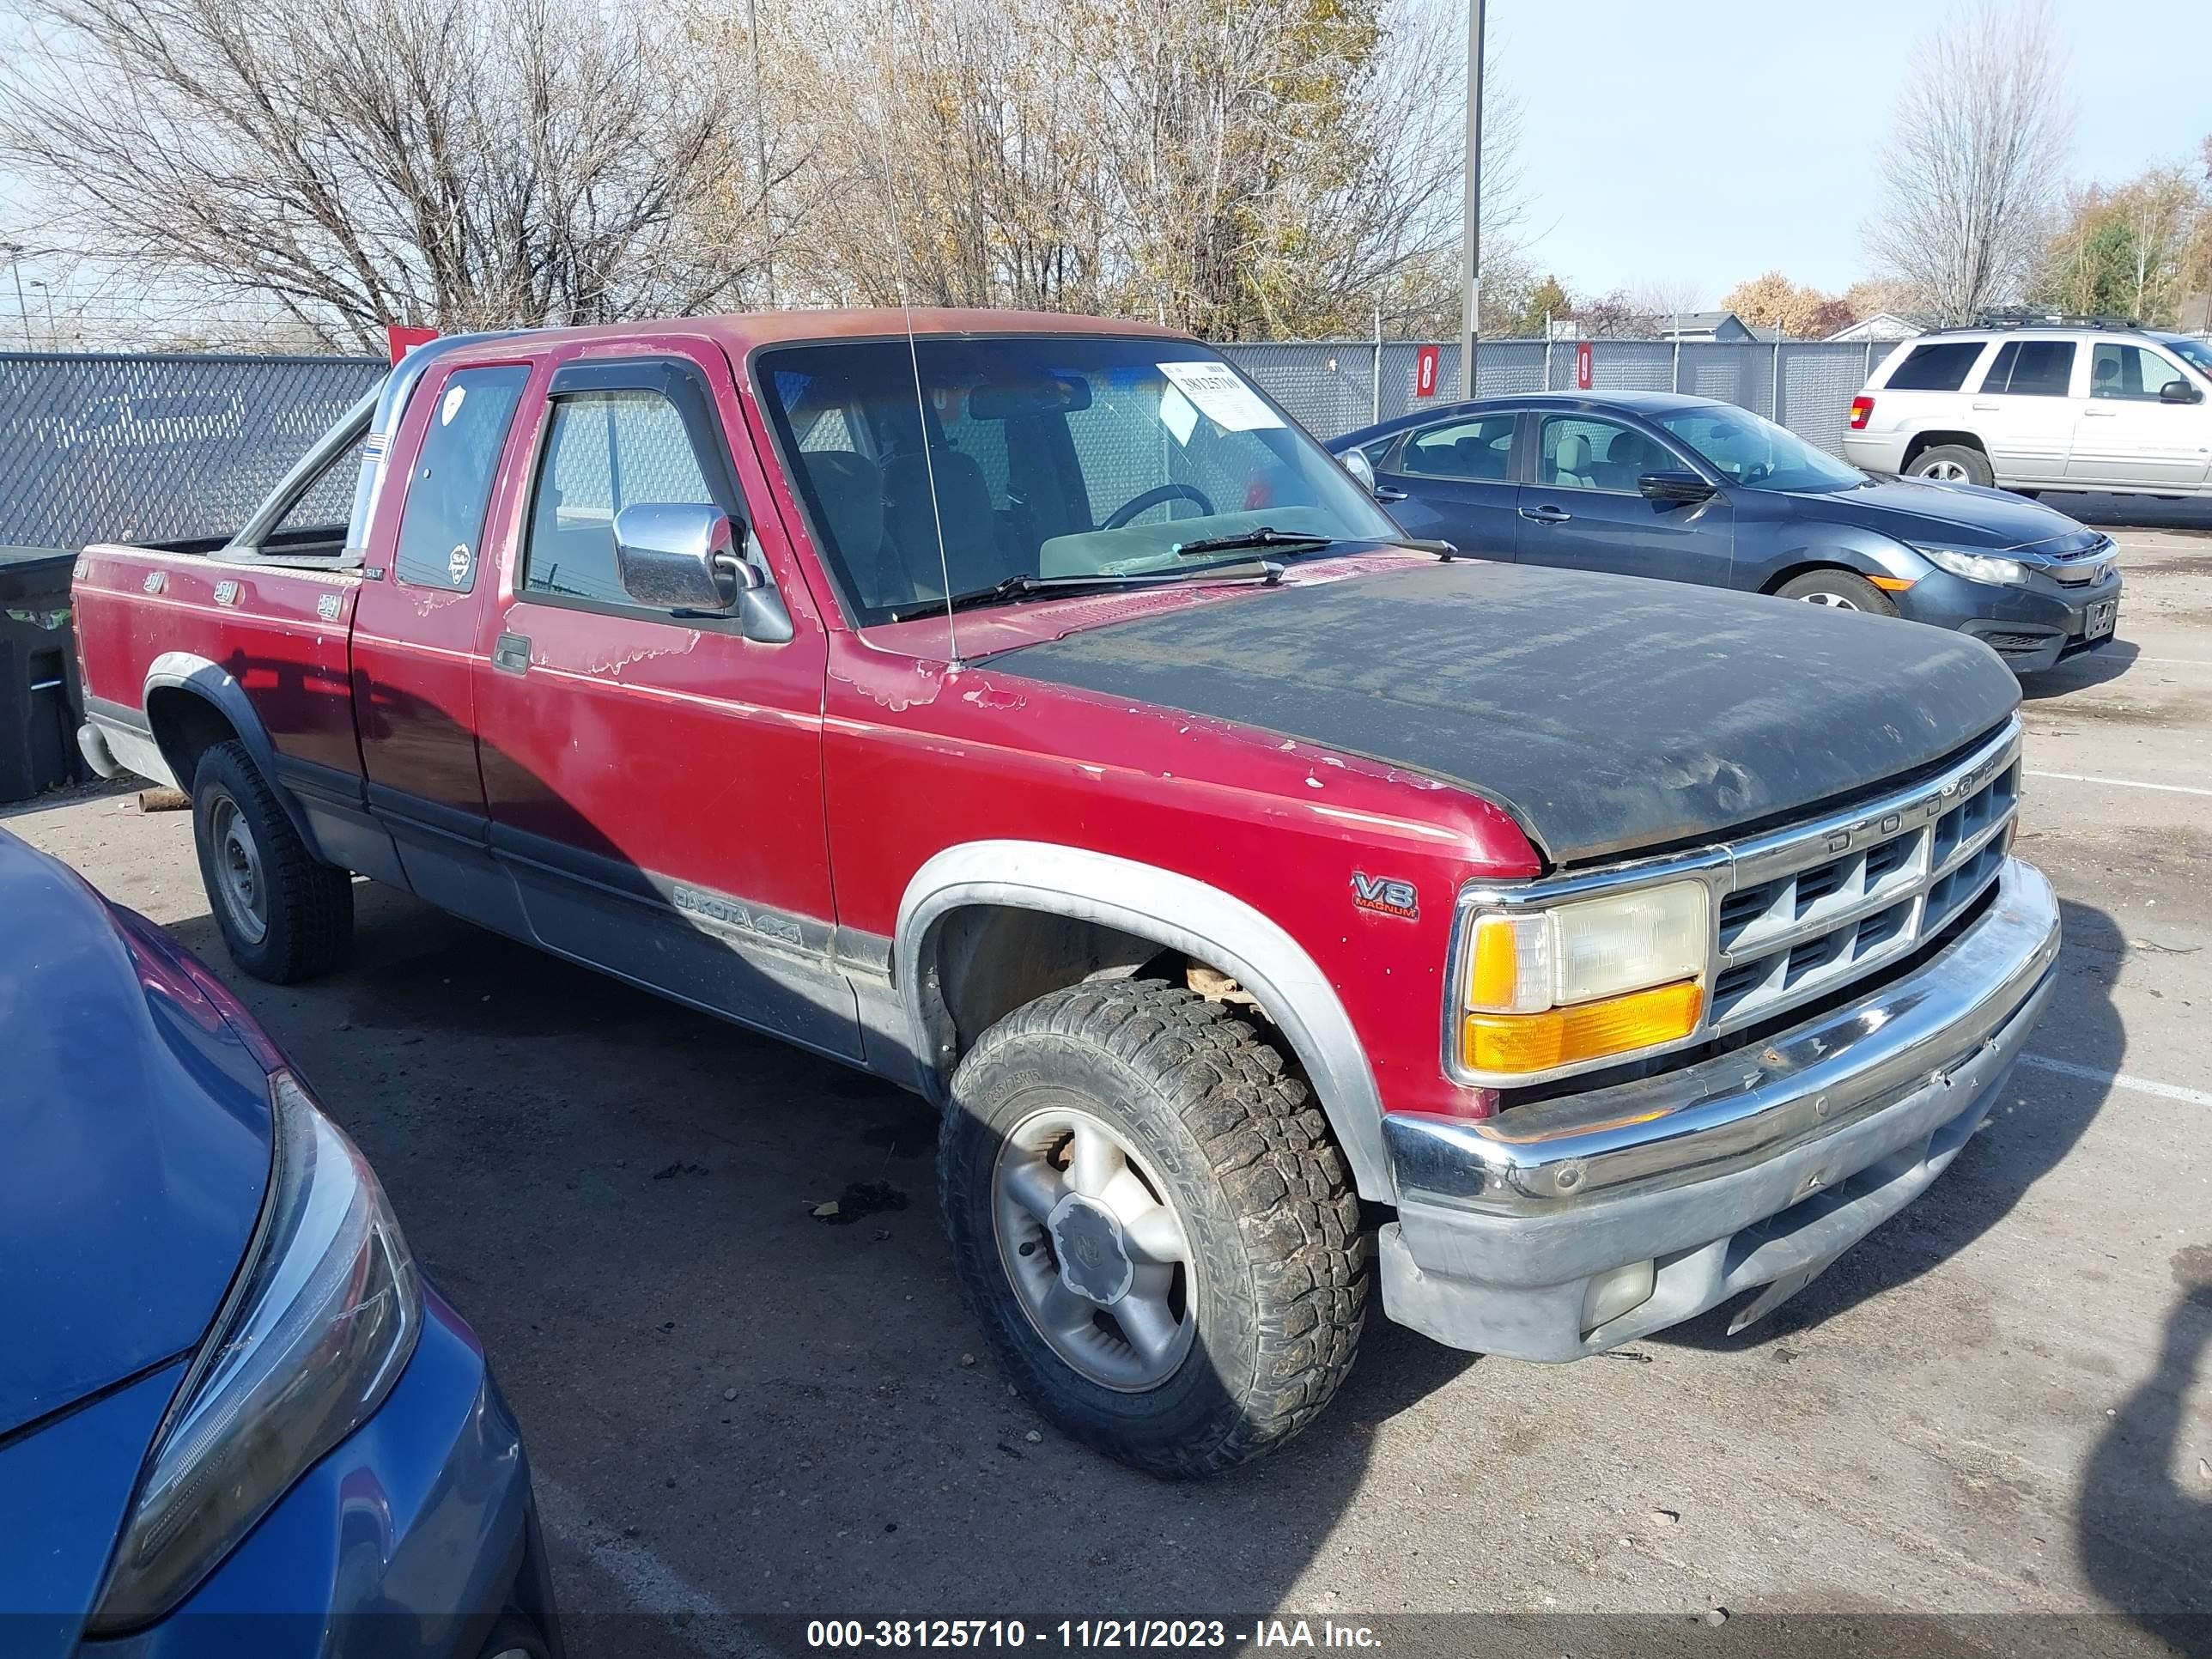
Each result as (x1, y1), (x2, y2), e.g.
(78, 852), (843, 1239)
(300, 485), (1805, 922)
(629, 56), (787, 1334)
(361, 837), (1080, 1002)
(9, 501), (2210, 1658)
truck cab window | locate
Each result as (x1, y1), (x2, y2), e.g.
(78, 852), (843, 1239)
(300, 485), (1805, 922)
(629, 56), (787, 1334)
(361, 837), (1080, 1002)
(392, 365), (531, 589)
(523, 389), (718, 606)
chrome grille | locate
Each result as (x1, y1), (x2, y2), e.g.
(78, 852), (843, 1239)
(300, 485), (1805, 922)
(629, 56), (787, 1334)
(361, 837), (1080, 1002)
(1705, 725), (2020, 1032)
(1445, 717), (2027, 1091)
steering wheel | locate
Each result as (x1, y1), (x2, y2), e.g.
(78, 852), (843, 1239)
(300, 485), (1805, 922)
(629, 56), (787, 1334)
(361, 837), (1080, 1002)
(1103, 482), (1216, 529)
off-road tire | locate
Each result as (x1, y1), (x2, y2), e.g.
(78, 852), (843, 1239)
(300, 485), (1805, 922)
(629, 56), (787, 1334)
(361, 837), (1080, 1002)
(190, 740), (353, 982)
(1775, 568), (1899, 617)
(1907, 442), (1994, 488)
(941, 978), (1368, 1478)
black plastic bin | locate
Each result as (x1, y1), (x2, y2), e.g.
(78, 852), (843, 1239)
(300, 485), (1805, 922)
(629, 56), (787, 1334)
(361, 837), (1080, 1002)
(0, 546), (88, 805)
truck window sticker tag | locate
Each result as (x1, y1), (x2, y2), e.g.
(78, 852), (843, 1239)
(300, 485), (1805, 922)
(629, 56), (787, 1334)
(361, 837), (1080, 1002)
(1159, 383), (1199, 447)
(1350, 872), (1419, 920)
(1157, 361), (1284, 433)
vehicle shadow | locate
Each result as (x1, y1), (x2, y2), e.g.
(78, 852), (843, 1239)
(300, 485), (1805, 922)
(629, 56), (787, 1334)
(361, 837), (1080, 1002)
(150, 883), (1482, 1658)
(1655, 895), (2119, 1351)
(2078, 1282), (2212, 1652)
(2018, 639), (2139, 698)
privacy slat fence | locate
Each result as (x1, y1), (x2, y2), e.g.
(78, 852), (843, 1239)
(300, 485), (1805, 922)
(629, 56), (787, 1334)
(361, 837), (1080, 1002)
(0, 339), (1892, 550)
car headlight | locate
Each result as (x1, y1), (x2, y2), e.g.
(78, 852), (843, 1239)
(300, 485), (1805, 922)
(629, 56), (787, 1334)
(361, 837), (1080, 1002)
(1922, 546), (2025, 585)
(1455, 880), (1710, 1077)
(88, 1070), (420, 1632)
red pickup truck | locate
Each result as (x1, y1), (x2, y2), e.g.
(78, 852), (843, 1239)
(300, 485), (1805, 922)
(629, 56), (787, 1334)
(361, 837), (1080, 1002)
(72, 311), (2061, 1475)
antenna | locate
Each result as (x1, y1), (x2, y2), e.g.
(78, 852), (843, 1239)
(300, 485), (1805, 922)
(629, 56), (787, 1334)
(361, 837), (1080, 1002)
(871, 3), (962, 667)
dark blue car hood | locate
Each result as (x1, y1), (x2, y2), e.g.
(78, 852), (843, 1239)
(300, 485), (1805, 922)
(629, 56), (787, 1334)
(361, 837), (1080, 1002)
(1782, 476), (2105, 555)
(0, 832), (271, 1439)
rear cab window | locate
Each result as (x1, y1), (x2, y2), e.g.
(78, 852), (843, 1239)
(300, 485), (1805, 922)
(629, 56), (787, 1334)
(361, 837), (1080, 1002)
(392, 365), (532, 589)
(1883, 341), (1987, 392)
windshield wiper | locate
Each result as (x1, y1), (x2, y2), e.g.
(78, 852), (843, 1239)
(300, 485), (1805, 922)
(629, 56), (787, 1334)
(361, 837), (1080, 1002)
(1170, 526), (1335, 558)
(888, 558), (1285, 623)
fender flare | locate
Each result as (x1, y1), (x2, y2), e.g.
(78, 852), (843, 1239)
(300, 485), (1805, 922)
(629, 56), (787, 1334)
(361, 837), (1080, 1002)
(896, 840), (1395, 1201)
(143, 652), (328, 862)
(1761, 533), (1929, 593)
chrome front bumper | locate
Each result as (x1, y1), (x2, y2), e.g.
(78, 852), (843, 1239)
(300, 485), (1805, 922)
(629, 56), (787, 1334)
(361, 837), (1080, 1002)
(1377, 857), (2062, 1359)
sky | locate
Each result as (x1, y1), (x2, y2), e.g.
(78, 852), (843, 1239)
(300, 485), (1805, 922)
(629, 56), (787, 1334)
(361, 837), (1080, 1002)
(1494, 0), (2211, 307)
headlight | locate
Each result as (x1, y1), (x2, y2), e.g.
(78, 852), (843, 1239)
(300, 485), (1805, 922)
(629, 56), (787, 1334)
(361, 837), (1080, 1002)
(88, 1071), (419, 1632)
(1922, 547), (2025, 585)
(1455, 880), (1709, 1078)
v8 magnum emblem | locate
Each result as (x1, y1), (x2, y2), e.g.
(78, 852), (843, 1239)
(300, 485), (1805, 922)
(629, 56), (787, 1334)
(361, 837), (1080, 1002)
(1350, 872), (1419, 920)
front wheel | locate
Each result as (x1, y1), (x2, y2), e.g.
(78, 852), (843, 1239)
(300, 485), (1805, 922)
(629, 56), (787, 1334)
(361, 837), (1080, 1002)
(1775, 568), (1899, 617)
(940, 979), (1368, 1478)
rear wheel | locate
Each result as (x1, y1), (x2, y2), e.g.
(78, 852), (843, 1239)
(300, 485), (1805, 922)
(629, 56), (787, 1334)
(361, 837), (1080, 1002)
(940, 978), (1367, 1477)
(1775, 568), (1899, 617)
(191, 740), (353, 982)
(1907, 443), (1993, 487)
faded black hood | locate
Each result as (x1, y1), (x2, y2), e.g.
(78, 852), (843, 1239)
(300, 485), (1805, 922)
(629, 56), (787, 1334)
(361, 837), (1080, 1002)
(994, 561), (2020, 867)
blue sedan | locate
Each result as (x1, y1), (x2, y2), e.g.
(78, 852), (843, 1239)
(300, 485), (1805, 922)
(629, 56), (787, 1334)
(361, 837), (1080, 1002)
(1329, 392), (2124, 674)
(0, 829), (561, 1659)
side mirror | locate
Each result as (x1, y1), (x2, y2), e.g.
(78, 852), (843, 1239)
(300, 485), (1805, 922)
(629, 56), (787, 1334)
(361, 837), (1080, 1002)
(2159, 379), (2203, 404)
(612, 502), (793, 642)
(1638, 470), (1716, 504)
(1340, 447), (1379, 494)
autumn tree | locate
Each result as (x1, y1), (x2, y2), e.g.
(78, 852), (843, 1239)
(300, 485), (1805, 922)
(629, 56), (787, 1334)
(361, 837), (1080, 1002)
(2033, 167), (2209, 325)
(1721, 270), (1858, 337)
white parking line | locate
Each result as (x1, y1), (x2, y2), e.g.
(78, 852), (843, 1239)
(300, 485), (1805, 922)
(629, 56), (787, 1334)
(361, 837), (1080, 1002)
(537, 1474), (779, 1654)
(2020, 1054), (2212, 1109)
(2026, 769), (2212, 799)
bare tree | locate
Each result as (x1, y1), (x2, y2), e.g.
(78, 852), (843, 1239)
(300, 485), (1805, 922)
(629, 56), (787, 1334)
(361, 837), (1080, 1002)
(0, 0), (785, 349)
(1868, 0), (2073, 325)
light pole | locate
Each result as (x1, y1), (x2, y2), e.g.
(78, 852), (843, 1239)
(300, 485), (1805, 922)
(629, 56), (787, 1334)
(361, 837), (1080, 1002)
(30, 280), (55, 348)
(1460, 0), (1485, 398)
(2, 244), (30, 349)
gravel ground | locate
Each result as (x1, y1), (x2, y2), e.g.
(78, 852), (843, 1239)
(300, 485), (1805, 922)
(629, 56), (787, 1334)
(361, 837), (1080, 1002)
(9, 507), (2209, 1658)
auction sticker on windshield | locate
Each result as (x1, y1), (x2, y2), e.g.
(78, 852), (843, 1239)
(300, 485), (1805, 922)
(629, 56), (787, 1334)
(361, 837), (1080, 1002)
(1158, 360), (1284, 432)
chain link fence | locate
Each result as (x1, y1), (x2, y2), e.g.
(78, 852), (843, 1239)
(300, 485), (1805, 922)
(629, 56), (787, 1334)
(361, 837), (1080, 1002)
(0, 352), (386, 550)
(1220, 337), (1889, 450)
(0, 338), (1897, 551)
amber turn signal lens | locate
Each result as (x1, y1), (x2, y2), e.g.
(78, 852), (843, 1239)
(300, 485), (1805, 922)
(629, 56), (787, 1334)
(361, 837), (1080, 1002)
(1461, 980), (1702, 1075)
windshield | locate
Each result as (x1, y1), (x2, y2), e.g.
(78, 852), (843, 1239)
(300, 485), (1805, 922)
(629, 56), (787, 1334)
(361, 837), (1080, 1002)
(755, 335), (1398, 626)
(1654, 404), (1866, 493)
(2159, 335), (2212, 377)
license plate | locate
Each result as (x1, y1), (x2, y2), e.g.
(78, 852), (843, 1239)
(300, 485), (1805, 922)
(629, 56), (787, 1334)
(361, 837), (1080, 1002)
(2085, 599), (2117, 641)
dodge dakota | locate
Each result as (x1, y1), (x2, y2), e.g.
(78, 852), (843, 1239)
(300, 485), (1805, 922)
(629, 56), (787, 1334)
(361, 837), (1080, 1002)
(71, 311), (2061, 1476)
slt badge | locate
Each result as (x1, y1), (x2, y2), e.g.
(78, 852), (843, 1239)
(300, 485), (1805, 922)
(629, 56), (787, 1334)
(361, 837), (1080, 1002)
(1350, 872), (1418, 921)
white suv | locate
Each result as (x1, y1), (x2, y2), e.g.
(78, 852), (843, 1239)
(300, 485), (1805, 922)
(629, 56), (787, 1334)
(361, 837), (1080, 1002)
(1843, 324), (2212, 497)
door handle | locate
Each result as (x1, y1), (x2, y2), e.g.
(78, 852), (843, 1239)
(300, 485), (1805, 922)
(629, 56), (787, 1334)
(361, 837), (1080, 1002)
(2081, 409), (2116, 417)
(1372, 485), (1408, 502)
(492, 632), (531, 675)
(1518, 504), (1572, 524)
(1972, 402), (1998, 410)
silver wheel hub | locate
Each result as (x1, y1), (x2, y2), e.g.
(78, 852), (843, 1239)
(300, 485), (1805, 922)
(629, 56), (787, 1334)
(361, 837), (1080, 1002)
(1048, 1193), (1134, 1304)
(209, 793), (269, 945)
(1798, 592), (1858, 610)
(993, 1107), (1196, 1392)
(1920, 459), (1968, 482)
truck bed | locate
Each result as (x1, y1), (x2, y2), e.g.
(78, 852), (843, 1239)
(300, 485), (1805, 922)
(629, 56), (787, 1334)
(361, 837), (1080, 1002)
(73, 538), (365, 787)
